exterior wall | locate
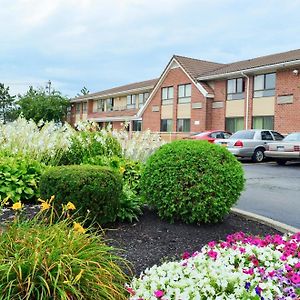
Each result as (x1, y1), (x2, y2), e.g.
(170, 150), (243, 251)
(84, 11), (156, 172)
(210, 80), (226, 130)
(252, 97), (275, 116)
(275, 68), (300, 134)
(143, 66), (207, 134)
(226, 100), (245, 117)
(112, 121), (123, 130)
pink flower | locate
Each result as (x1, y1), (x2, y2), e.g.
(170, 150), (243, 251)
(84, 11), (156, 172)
(207, 250), (218, 260)
(126, 287), (136, 296)
(208, 241), (216, 248)
(154, 290), (164, 298)
(294, 262), (300, 269)
(181, 251), (190, 259)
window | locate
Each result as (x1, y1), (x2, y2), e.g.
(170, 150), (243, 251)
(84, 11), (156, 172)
(271, 131), (284, 141)
(160, 119), (173, 132)
(127, 95), (136, 109)
(161, 87), (174, 105)
(133, 120), (142, 131)
(82, 102), (87, 113)
(75, 103), (80, 113)
(138, 93), (149, 108)
(177, 119), (190, 132)
(106, 98), (114, 111)
(178, 84), (191, 103)
(227, 78), (245, 100)
(254, 73), (276, 97)
(252, 116), (274, 130)
(231, 130), (255, 139)
(210, 131), (232, 139)
(261, 131), (273, 141)
(97, 99), (105, 112)
(225, 117), (244, 133)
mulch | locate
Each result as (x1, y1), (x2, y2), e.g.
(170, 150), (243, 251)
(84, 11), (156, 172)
(104, 207), (281, 276)
(0, 205), (281, 277)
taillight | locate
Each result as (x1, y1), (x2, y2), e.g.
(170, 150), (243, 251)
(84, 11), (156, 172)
(294, 145), (300, 152)
(234, 140), (243, 147)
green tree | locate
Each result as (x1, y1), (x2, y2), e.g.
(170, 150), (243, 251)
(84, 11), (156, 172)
(17, 87), (70, 123)
(0, 83), (16, 123)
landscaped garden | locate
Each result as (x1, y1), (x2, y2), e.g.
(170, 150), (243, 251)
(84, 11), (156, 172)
(0, 117), (299, 299)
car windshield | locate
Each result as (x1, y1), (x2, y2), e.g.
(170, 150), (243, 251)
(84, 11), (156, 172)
(283, 132), (300, 142)
(194, 131), (210, 137)
(230, 130), (255, 140)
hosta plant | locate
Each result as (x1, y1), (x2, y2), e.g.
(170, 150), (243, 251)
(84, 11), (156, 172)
(128, 232), (300, 300)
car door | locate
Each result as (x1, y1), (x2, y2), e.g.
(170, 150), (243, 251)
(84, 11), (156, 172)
(261, 130), (274, 149)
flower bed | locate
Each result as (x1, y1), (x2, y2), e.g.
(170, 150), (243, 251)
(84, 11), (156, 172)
(128, 232), (300, 300)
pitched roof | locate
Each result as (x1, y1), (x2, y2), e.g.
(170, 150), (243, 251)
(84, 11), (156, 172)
(71, 78), (158, 102)
(174, 55), (224, 79)
(199, 48), (300, 78)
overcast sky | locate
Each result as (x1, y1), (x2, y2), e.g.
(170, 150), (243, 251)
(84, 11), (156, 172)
(2, 0), (300, 97)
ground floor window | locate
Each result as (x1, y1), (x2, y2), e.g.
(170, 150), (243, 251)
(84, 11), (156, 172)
(133, 120), (142, 131)
(161, 119), (173, 132)
(225, 117), (244, 133)
(252, 116), (274, 130)
(177, 119), (190, 132)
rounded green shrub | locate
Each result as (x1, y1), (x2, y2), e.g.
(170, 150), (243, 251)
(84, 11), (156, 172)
(0, 219), (129, 300)
(140, 140), (245, 224)
(39, 165), (122, 224)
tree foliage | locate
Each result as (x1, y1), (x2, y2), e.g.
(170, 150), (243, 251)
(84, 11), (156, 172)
(0, 83), (16, 123)
(16, 87), (69, 123)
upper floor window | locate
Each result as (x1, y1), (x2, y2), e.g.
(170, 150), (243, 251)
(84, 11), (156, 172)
(254, 73), (276, 97)
(177, 119), (190, 132)
(97, 99), (105, 112)
(75, 103), (80, 113)
(106, 98), (114, 111)
(161, 86), (174, 105)
(127, 95), (136, 109)
(138, 92), (149, 108)
(82, 102), (87, 113)
(178, 84), (191, 103)
(227, 78), (245, 100)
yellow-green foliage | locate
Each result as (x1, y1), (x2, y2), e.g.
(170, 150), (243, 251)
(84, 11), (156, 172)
(0, 217), (129, 300)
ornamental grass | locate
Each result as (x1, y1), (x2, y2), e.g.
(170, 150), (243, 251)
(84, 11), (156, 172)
(0, 199), (130, 300)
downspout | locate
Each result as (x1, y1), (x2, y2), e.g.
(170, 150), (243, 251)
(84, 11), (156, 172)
(241, 72), (250, 130)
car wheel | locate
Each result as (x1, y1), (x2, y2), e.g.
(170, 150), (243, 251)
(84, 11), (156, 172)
(276, 159), (287, 166)
(252, 148), (265, 163)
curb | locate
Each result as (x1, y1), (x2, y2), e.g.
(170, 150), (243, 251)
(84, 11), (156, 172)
(231, 208), (300, 234)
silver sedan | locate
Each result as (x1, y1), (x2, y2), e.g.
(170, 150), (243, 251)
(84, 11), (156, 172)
(215, 129), (284, 162)
(265, 132), (300, 165)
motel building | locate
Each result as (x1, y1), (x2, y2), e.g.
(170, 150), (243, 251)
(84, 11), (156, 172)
(70, 48), (300, 139)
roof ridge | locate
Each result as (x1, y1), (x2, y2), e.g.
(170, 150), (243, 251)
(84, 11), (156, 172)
(225, 48), (300, 66)
(173, 54), (224, 65)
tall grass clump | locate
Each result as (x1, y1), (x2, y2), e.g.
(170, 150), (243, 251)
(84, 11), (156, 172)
(0, 207), (130, 299)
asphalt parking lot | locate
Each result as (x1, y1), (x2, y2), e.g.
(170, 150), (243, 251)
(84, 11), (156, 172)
(235, 160), (300, 229)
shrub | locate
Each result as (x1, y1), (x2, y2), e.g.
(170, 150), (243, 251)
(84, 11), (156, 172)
(0, 156), (44, 203)
(59, 131), (122, 165)
(40, 165), (123, 224)
(140, 140), (245, 223)
(83, 156), (144, 222)
(0, 218), (129, 299)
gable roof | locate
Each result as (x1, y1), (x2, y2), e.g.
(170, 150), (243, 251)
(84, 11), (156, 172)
(71, 78), (158, 102)
(174, 55), (224, 79)
(199, 48), (300, 79)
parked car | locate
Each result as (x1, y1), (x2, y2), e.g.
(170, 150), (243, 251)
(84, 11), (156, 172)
(264, 132), (300, 165)
(188, 130), (232, 143)
(214, 129), (284, 162)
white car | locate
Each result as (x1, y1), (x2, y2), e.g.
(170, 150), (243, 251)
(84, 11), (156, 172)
(215, 129), (284, 162)
(265, 132), (300, 165)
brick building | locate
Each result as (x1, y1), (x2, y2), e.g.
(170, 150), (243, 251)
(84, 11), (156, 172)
(70, 48), (300, 137)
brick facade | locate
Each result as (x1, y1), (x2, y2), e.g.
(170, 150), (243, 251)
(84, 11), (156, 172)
(143, 67), (207, 133)
(275, 68), (300, 133)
